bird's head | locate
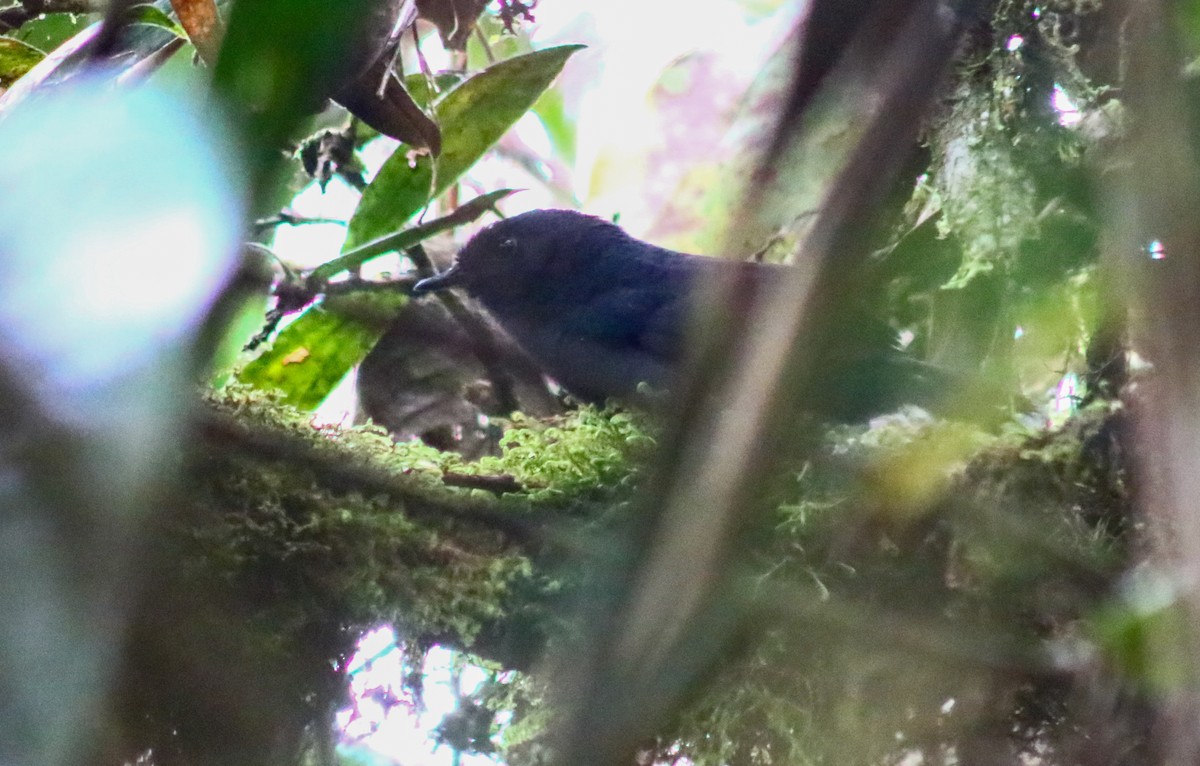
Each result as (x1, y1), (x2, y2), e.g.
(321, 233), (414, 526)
(412, 209), (627, 310)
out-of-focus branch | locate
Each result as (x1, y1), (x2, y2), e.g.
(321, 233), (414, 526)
(553, 3), (978, 765)
(87, 0), (138, 60)
(1101, 1), (1200, 761)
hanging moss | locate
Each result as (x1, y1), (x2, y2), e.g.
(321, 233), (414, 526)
(926, 0), (1103, 292)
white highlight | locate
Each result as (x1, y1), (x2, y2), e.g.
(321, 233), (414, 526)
(1054, 372), (1079, 414)
(1052, 83), (1082, 127)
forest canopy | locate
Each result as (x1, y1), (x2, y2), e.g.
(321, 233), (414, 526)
(1, 1), (1198, 765)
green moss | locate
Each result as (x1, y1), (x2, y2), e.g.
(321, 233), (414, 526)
(655, 404), (1130, 765)
(486, 407), (656, 499)
(185, 383), (1130, 766)
(164, 388), (661, 765)
(184, 387), (533, 676)
(924, 0), (1104, 295)
(187, 388), (660, 655)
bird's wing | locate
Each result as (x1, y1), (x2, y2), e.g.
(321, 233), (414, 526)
(635, 291), (690, 360)
(570, 256), (779, 361)
(561, 284), (688, 362)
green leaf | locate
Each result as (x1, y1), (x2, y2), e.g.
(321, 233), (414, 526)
(338, 44), (580, 273)
(404, 72), (466, 109)
(210, 292), (271, 389)
(237, 306), (382, 409)
(312, 188), (517, 283)
(343, 152), (434, 252)
(340, 44), (581, 258)
(432, 44), (584, 198)
(12, 13), (92, 52)
(531, 88), (575, 165)
(213, 0), (378, 194)
(127, 4), (186, 37)
(0, 37), (45, 88)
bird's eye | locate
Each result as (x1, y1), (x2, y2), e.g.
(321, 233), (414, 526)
(499, 237), (517, 252)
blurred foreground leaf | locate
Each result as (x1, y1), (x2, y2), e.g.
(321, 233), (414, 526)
(10, 12), (92, 52)
(1093, 576), (1197, 695)
(0, 73), (242, 766)
(212, 0), (378, 194)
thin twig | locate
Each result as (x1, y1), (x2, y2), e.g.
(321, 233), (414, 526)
(412, 22), (433, 78)
(253, 211), (347, 232)
(441, 471), (532, 494)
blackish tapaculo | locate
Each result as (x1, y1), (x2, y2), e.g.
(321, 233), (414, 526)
(412, 209), (944, 417)
(412, 209), (763, 401)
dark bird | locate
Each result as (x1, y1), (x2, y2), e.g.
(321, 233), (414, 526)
(413, 209), (958, 419)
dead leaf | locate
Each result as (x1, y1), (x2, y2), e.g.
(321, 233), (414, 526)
(281, 347), (311, 365)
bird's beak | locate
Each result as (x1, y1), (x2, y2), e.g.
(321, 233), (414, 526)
(412, 264), (464, 294)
